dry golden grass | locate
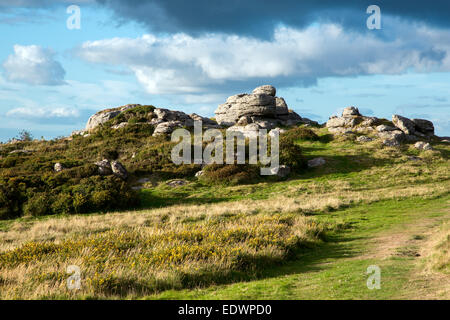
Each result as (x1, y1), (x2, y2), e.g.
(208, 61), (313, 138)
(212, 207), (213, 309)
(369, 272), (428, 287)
(0, 213), (323, 299)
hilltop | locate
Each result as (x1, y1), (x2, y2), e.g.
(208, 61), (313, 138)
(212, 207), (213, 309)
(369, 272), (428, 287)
(0, 85), (449, 299)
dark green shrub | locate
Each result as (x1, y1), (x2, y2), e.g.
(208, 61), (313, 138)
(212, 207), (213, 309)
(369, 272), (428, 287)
(51, 193), (73, 215)
(202, 164), (260, 185)
(279, 136), (306, 172)
(24, 192), (52, 217)
(91, 190), (114, 210)
(100, 149), (119, 160)
(283, 127), (319, 141)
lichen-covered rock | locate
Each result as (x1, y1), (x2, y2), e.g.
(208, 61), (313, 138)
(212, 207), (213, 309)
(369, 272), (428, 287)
(95, 159), (113, 176)
(383, 139), (400, 147)
(377, 130), (406, 143)
(376, 125), (397, 132)
(86, 110), (121, 131)
(356, 136), (373, 143)
(252, 85), (276, 96)
(111, 160), (128, 180)
(414, 141), (433, 151)
(226, 123), (261, 138)
(392, 115), (416, 135)
(153, 121), (183, 136)
(215, 85), (314, 127)
(342, 106), (361, 117)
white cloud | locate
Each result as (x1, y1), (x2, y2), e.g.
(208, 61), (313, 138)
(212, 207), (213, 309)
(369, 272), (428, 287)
(2, 44), (66, 85)
(75, 21), (450, 100)
(6, 106), (79, 119)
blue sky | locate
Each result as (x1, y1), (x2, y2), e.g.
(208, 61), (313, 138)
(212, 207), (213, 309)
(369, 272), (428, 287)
(0, 0), (449, 142)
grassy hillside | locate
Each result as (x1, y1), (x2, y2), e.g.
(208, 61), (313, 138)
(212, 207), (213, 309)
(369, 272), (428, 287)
(0, 113), (449, 299)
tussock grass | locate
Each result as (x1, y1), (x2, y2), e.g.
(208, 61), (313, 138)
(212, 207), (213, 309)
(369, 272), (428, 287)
(0, 213), (323, 299)
(425, 222), (449, 274)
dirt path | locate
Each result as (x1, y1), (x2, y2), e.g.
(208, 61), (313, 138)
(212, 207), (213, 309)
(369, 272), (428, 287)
(363, 209), (450, 299)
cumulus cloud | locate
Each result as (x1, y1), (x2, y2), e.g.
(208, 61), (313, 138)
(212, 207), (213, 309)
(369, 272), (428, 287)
(75, 21), (450, 100)
(2, 44), (66, 85)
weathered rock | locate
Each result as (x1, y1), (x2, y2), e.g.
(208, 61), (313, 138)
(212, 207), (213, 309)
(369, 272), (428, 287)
(275, 97), (289, 115)
(342, 106), (361, 117)
(377, 130), (405, 143)
(326, 116), (347, 128)
(252, 85), (276, 96)
(392, 115), (415, 135)
(269, 128), (286, 138)
(271, 165), (291, 178)
(189, 113), (220, 128)
(154, 108), (191, 123)
(216, 93), (277, 125)
(111, 160), (128, 180)
(383, 139), (400, 147)
(195, 170), (204, 178)
(86, 110), (121, 131)
(95, 159), (112, 176)
(414, 141), (432, 151)
(308, 157), (326, 168)
(227, 123), (261, 138)
(376, 125), (397, 132)
(356, 136), (373, 143)
(215, 85), (314, 127)
(236, 116), (250, 126)
(54, 162), (64, 172)
(412, 119), (434, 136)
(360, 117), (379, 127)
(111, 122), (128, 130)
(167, 180), (188, 187)
(153, 121), (183, 136)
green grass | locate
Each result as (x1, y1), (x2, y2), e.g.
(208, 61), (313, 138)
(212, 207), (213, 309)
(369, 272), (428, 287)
(145, 195), (450, 300)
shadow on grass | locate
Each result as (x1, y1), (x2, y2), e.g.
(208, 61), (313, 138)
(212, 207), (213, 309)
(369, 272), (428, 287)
(138, 152), (392, 210)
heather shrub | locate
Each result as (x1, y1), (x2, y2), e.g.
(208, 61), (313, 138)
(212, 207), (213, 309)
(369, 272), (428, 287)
(283, 127), (319, 141)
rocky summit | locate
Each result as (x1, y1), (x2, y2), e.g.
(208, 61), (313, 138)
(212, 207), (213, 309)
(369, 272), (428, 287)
(326, 106), (439, 147)
(215, 85), (318, 128)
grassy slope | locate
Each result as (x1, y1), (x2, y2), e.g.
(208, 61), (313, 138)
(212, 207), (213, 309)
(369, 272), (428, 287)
(151, 196), (449, 300)
(0, 128), (448, 299)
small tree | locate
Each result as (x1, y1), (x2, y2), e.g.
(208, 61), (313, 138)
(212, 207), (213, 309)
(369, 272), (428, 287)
(17, 130), (33, 142)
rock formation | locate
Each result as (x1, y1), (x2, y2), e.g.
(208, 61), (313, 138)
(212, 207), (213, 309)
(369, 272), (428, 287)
(326, 106), (437, 147)
(215, 85), (317, 127)
(82, 104), (221, 137)
(215, 85), (318, 137)
(94, 159), (128, 180)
